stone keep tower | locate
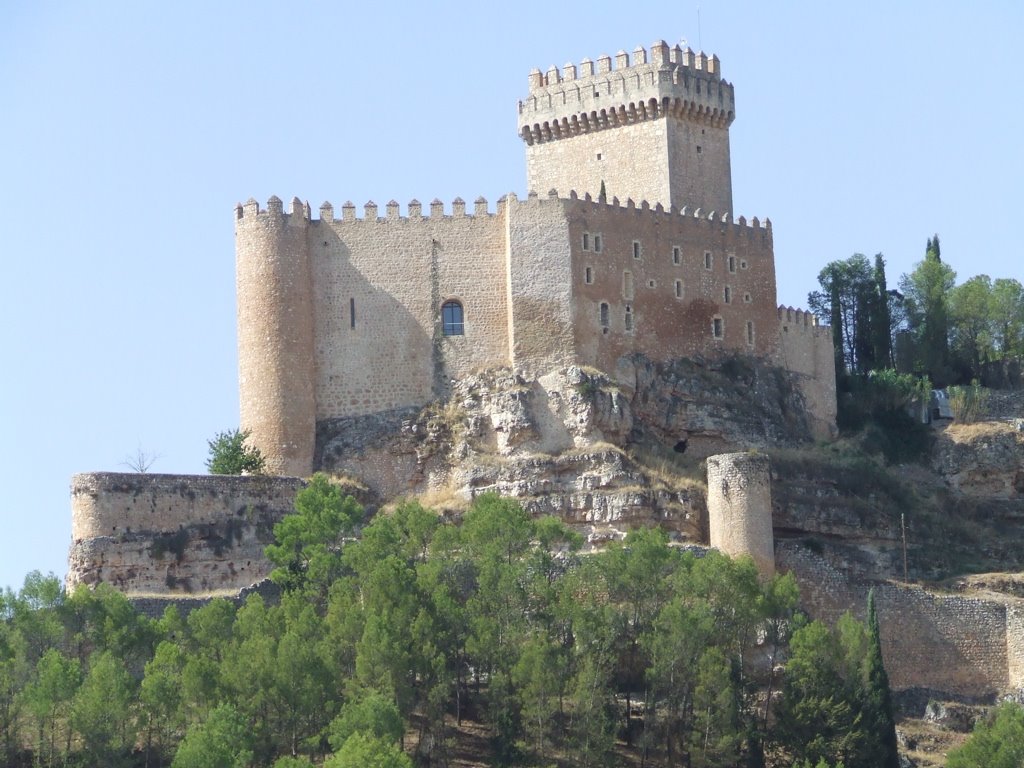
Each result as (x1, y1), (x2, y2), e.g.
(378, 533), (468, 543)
(235, 196), (316, 477)
(706, 452), (775, 577)
(519, 40), (735, 214)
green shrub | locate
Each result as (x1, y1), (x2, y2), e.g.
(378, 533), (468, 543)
(948, 380), (990, 424)
(206, 428), (267, 475)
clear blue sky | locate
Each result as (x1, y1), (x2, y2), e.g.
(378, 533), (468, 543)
(1, 2), (1020, 592)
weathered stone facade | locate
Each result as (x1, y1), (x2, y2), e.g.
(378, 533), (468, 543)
(234, 41), (836, 477)
(68, 473), (305, 595)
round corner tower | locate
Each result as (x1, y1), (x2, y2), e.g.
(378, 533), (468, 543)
(518, 40), (735, 213)
(706, 452), (774, 577)
(235, 196), (316, 477)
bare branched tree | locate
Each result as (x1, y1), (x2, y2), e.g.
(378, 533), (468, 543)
(122, 444), (160, 473)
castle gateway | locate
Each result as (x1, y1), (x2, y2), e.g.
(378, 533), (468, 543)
(234, 40), (835, 477)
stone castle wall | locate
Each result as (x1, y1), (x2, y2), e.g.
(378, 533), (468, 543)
(706, 452), (775, 577)
(68, 473), (304, 595)
(237, 191), (801, 476)
(566, 196), (777, 369)
(775, 307), (838, 440)
(777, 542), (1024, 700)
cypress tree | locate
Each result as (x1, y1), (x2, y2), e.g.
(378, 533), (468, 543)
(865, 589), (900, 768)
(872, 254), (893, 369)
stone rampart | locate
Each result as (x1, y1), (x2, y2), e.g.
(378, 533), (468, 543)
(775, 306), (837, 439)
(778, 542), (1024, 701)
(706, 452), (775, 577)
(68, 473), (304, 595)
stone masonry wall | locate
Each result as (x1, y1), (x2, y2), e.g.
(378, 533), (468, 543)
(775, 307), (838, 439)
(778, 542), (1020, 700)
(311, 197), (511, 418)
(706, 452), (775, 577)
(567, 195), (778, 371)
(68, 473), (304, 595)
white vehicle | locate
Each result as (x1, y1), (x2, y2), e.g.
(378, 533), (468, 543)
(930, 389), (953, 421)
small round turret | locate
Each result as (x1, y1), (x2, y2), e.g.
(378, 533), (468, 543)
(706, 452), (775, 577)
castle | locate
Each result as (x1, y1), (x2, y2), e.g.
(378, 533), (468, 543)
(234, 40), (836, 477)
(69, 42), (1024, 704)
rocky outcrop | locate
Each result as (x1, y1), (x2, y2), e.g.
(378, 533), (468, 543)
(314, 357), (812, 546)
(933, 420), (1024, 499)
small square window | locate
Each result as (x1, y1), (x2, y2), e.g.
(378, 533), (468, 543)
(743, 293), (752, 304)
(704, 251), (713, 270)
(672, 246), (681, 265)
(740, 260), (748, 270)
(596, 152), (602, 160)
(632, 241), (641, 259)
(696, 145), (702, 154)
(648, 279), (656, 289)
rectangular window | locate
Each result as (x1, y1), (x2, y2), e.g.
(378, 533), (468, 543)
(632, 241), (641, 259)
(704, 251), (713, 270)
(584, 266), (593, 284)
(594, 234), (603, 253)
(674, 279), (683, 299)
(624, 306), (633, 332)
(622, 270), (634, 300)
(350, 298), (355, 329)
(582, 232), (590, 251)
(724, 286), (732, 304)
(672, 246), (681, 265)
(712, 317), (723, 339)
(743, 292), (752, 303)
(746, 321), (755, 346)
(599, 302), (609, 328)
(728, 255), (736, 273)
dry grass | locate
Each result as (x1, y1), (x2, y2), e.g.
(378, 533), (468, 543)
(416, 482), (470, 513)
(945, 420), (1019, 442)
(627, 443), (707, 492)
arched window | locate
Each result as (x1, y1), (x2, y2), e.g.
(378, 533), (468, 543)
(442, 301), (464, 336)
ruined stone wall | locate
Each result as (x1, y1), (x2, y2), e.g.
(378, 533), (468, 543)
(566, 195), (778, 371)
(520, 41), (734, 213)
(68, 473), (304, 595)
(778, 542), (1020, 700)
(775, 307), (838, 439)
(706, 452), (775, 576)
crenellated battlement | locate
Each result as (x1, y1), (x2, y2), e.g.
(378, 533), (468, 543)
(778, 305), (822, 328)
(235, 192), (770, 238)
(237, 195), (505, 224)
(519, 39), (735, 145)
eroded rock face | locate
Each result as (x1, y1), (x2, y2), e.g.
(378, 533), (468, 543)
(313, 357), (813, 546)
(933, 421), (1024, 499)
